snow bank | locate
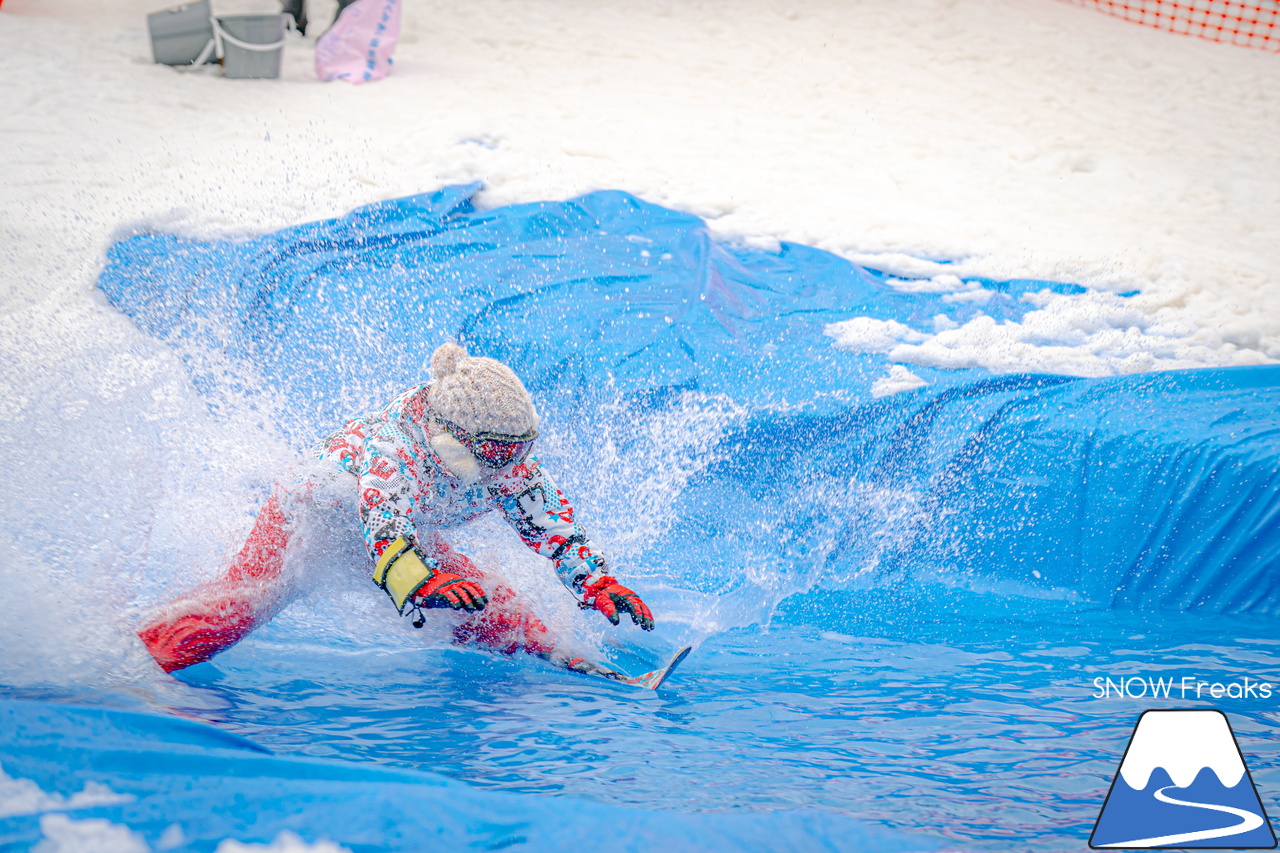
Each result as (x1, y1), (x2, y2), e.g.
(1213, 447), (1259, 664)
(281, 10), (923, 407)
(827, 284), (1276, 377)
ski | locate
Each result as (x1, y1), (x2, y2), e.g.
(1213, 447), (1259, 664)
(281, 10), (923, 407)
(622, 645), (692, 690)
(562, 645), (693, 690)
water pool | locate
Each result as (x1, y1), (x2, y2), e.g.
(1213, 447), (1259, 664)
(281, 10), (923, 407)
(173, 600), (1280, 845)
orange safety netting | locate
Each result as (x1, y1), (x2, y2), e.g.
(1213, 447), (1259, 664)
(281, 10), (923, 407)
(1061, 0), (1280, 51)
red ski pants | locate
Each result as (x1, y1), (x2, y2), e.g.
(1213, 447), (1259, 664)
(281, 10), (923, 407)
(138, 496), (554, 673)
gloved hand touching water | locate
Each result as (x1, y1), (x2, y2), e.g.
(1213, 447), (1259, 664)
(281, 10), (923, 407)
(413, 569), (488, 613)
(580, 575), (655, 631)
(375, 536), (488, 627)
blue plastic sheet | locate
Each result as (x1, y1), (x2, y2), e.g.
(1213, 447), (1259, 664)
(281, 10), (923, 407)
(99, 183), (1076, 427)
(97, 184), (1280, 618)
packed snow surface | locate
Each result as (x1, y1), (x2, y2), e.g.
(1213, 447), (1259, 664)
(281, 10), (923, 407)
(2, 0), (1280, 377)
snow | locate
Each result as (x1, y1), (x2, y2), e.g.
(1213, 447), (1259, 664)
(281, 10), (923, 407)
(1, 0), (1279, 373)
(30, 818), (349, 853)
(0, 764), (133, 819)
(833, 287), (1268, 377)
(3, 766), (345, 853)
(822, 317), (929, 353)
(870, 365), (929, 398)
(215, 831), (351, 853)
(34, 815), (150, 853)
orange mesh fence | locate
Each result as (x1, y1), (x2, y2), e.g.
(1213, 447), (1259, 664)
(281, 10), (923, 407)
(1060, 0), (1280, 51)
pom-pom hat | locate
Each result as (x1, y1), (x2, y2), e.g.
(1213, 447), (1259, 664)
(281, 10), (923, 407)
(428, 343), (538, 436)
(427, 343), (538, 483)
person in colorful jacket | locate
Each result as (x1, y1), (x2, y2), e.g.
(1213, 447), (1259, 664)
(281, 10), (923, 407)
(139, 343), (654, 673)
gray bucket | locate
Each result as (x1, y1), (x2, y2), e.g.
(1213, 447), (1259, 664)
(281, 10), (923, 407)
(218, 14), (286, 79)
(147, 0), (216, 66)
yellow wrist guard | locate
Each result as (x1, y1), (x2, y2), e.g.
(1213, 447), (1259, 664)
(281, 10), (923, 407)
(372, 536), (435, 615)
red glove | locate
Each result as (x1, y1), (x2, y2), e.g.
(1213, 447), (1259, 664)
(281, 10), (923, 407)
(413, 571), (487, 613)
(580, 575), (654, 631)
(374, 536), (487, 628)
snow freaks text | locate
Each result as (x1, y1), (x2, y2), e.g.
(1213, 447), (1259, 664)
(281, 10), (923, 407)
(1092, 676), (1275, 700)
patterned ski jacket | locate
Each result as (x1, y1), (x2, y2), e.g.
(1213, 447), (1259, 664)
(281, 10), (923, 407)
(311, 383), (609, 596)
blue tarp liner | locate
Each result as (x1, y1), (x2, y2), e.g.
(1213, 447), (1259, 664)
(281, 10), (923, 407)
(6, 184), (1272, 850)
(97, 183), (1084, 426)
(96, 183), (1280, 617)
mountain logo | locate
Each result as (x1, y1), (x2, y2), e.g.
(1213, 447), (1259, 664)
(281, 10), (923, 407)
(1091, 709), (1276, 849)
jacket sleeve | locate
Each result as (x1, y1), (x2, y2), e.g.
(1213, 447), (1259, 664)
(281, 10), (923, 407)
(355, 433), (429, 563)
(490, 456), (609, 596)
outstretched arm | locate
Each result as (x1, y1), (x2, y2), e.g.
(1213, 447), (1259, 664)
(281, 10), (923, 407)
(356, 448), (486, 619)
(492, 457), (654, 630)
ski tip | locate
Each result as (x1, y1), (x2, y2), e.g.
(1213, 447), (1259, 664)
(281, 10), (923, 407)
(636, 645), (693, 691)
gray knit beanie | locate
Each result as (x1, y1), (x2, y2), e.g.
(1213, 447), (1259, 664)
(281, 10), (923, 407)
(428, 343), (538, 437)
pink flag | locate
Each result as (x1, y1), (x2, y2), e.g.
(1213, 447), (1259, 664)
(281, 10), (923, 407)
(315, 0), (400, 85)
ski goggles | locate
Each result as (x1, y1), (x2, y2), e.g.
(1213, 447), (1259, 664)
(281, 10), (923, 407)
(437, 416), (538, 469)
